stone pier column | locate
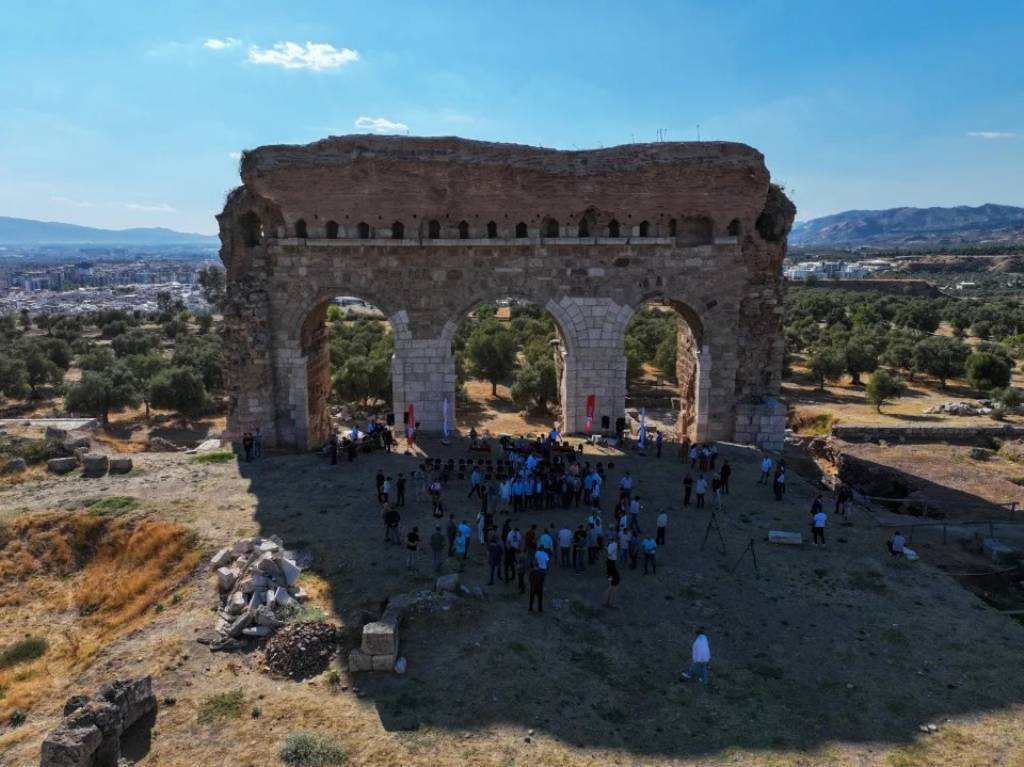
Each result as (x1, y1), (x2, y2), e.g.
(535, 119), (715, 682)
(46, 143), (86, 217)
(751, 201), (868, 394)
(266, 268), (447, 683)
(547, 297), (631, 435)
(390, 313), (457, 434)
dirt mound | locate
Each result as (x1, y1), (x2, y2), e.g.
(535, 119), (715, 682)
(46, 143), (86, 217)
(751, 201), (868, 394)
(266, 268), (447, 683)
(259, 621), (339, 680)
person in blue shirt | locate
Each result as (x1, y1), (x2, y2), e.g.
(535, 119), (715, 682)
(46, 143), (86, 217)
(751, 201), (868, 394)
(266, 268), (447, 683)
(642, 536), (657, 575)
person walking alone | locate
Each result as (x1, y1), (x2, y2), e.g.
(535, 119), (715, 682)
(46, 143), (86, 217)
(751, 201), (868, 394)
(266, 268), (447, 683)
(681, 629), (711, 684)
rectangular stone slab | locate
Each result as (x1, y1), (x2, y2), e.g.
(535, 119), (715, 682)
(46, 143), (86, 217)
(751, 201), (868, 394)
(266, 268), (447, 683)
(768, 530), (803, 545)
(361, 622), (397, 655)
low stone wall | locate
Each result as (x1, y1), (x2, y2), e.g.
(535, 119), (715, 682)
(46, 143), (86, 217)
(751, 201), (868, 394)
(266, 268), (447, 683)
(41, 677), (156, 767)
(831, 424), (1024, 446)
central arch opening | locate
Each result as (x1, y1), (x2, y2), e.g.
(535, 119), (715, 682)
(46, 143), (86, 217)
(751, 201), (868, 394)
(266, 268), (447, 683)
(300, 295), (393, 449)
(452, 298), (569, 438)
(623, 299), (703, 444)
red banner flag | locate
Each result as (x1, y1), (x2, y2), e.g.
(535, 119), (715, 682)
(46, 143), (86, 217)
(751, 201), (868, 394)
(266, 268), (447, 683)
(584, 394), (596, 434)
(406, 403), (416, 446)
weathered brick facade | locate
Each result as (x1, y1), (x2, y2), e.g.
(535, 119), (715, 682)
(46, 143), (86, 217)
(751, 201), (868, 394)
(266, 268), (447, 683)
(217, 135), (794, 450)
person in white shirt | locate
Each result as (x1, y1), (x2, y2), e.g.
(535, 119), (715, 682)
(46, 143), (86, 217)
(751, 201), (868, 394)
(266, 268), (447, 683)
(619, 472), (634, 500)
(628, 496), (642, 533)
(889, 530), (906, 557)
(694, 475), (707, 508)
(812, 509), (827, 546)
(603, 539), (620, 608)
(759, 455), (773, 484)
(656, 511), (668, 545)
(681, 629), (711, 684)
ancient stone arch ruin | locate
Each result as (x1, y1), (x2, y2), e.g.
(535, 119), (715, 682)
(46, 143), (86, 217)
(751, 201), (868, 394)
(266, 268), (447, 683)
(217, 135), (795, 450)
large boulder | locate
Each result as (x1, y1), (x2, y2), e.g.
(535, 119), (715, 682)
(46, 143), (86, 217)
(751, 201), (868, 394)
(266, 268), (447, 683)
(47, 457), (79, 475)
(63, 436), (91, 453)
(108, 456), (133, 475)
(81, 454), (109, 478)
(45, 426), (68, 442)
(147, 437), (181, 452)
(1, 457), (27, 475)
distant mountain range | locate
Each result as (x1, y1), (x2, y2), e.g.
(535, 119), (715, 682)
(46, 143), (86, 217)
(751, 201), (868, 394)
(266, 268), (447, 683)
(790, 204), (1024, 248)
(0, 216), (218, 245)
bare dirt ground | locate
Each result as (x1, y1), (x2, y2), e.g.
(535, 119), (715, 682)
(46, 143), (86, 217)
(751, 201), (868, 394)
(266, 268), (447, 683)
(2, 430), (1023, 766)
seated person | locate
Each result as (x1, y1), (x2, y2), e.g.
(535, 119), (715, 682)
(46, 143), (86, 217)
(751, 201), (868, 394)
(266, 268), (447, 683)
(887, 530), (906, 557)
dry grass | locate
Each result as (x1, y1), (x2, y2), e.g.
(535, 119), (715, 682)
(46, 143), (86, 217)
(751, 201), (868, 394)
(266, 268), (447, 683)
(0, 511), (201, 719)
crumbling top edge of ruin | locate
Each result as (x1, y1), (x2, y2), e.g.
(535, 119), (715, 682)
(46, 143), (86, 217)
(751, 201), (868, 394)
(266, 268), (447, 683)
(239, 134), (766, 180)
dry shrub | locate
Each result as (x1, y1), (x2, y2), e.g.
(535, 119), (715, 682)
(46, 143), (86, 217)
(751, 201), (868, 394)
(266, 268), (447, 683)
(0, 511), (201, 719)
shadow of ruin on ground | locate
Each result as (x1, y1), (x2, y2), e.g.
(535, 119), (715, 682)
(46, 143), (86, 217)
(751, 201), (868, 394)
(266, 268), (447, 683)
(235, 435), (1024, 758)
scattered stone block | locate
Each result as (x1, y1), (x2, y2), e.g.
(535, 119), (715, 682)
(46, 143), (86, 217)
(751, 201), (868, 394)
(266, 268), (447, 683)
(216, 567), (238, 592)
(47, 456), (79, 475)
(279, 557), (300, 586)
(148, 436), (181, 452)
(273, 586), (294, 608)
(768, 530), (803, 545)
(81, 453), (109, 478)
(348, 647), (373, 672)
(232, 538), (255, 556)
(1, 457), (27, 475)
(63, 436), (91, 452)
(371, 653), (398, 672)
(435, 574), (460, 593)
(228, 592), (247, 613)
(241, 625), (273, 637)
(361, 622), (397, 655)
(982, 538), (1021, 565)
(108, 456), (133, 474)
(258, 540), (280, 554)
(210, 548), (232, 568)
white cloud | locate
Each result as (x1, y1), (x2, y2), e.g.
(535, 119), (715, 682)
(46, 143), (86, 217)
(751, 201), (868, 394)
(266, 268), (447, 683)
(51, 195), (92, 208)
(247, 41), (359, 71)
(228, 151), (242, 160)
(204, 37), (241, 50)
(967, 131), (1016, 140)
(125, 202), (176, 213)
(354, 116), (409, 133)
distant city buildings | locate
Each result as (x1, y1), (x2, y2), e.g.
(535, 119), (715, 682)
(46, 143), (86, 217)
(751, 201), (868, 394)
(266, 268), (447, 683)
(0, 258), (218, 316)
(6, 260), (205, 290)
(783, 258), (891, 281)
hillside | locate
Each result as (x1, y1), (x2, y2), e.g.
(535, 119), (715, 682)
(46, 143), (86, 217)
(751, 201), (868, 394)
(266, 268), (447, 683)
(0, 216), (218, 245)
(791, 204), (1024, 248)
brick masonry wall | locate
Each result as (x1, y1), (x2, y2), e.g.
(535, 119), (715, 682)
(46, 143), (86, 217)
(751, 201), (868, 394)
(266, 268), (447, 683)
(218, 136), (794, 450)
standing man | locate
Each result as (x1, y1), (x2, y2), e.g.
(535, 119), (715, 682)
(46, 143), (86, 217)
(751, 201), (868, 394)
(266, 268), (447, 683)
(619, 471), (634, 501)
(446, 514), (458, 557)
(557, 525), (572, 568)
(628, 494), (642, 533)
(396, 473), (407, 507)
(382, 476), (393, 505)
(683, 474), (693, 507)
(759, 455), (773, 484)
(812, 505), (827, 547)
(655, 430), (663, 458)
(655, 510), (668, 545)
(429, 526), (445, 574)
(694, 475), (707, 509)
(681, 629), (711, 684)
(458, 519), (473, 559)
(242, 432), (254, 462)
(375, 470), (385, 503)
(487, 535), (503, 585)
(604, 538), (620, 608)
(720, 460), (731, 494)
(405, 526), (420, 570)
(642, 535), (657, 574)
(528, 560), (546, 614)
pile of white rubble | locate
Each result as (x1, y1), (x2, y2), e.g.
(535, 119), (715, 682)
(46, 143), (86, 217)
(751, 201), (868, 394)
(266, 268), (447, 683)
(209, 536), (307, 651)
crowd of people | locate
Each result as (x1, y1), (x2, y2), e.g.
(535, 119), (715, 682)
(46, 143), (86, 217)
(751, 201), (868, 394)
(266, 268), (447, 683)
(374, 430), (680, 618)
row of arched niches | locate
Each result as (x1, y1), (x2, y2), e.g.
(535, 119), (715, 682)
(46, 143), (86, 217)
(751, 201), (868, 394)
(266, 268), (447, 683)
(237, 211), (743, 247)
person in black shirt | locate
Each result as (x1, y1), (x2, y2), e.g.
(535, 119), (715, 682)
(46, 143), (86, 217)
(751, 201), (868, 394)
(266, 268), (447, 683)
(406, 526), (419, 570)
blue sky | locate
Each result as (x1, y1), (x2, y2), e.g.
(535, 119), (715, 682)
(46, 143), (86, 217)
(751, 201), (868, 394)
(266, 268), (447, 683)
(1, 0), (1022, 234)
